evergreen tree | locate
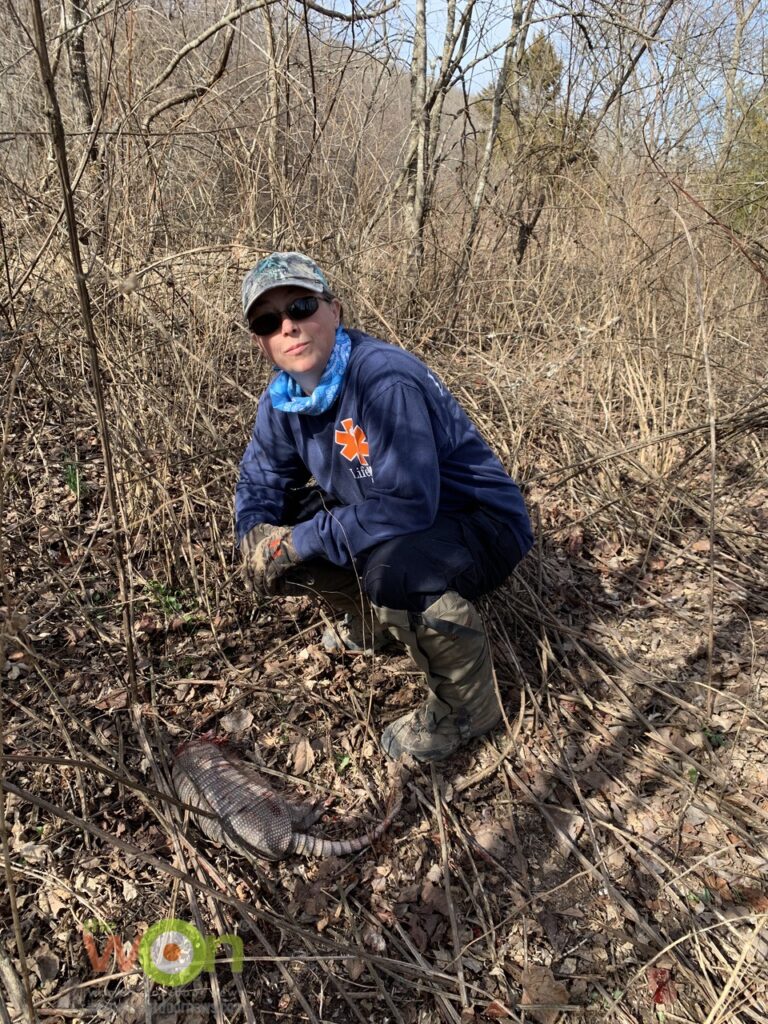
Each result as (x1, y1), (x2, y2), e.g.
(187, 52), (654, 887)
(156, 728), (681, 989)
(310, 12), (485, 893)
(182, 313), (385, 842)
(478, 33), (594, 176)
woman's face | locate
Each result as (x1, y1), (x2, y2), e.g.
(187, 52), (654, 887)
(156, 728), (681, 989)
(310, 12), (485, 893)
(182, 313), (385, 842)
(249, 285), (341, 394)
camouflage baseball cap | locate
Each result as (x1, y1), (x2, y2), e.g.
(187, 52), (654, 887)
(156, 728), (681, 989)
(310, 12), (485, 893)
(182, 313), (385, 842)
(242, 252), (332, 319)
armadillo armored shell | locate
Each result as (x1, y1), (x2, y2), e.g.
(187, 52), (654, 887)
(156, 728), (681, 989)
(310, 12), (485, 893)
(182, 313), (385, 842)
(172, 737), (400, 860)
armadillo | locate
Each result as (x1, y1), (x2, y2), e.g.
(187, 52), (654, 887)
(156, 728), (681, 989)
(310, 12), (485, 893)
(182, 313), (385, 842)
(172, 737), (401, 860)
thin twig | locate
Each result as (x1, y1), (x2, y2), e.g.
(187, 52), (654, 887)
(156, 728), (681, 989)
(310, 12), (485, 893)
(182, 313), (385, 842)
(431, 765), (468, 1010)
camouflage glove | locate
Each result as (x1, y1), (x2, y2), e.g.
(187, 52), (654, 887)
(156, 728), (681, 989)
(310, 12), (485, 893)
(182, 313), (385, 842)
(240, 523), (276, 562)
(241, 526), (300, 596)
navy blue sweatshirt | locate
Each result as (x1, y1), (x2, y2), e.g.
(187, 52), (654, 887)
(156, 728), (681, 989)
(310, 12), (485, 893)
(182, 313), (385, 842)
(235, 330), (533, 568)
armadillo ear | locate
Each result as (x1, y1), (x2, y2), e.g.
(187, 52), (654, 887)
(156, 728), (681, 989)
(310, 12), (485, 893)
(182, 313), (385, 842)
(287, 797), (328, 830)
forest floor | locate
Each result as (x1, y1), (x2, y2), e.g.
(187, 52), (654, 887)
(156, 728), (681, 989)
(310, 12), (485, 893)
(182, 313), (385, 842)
(2, 317), (768, 1024)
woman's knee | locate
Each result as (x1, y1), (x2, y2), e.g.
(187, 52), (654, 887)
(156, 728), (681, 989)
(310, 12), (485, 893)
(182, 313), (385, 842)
(361, 534), (457, 612)
(361, 537), (417, 610)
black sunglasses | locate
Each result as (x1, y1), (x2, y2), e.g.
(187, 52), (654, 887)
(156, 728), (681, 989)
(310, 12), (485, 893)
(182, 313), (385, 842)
(248, 295), (326, 335)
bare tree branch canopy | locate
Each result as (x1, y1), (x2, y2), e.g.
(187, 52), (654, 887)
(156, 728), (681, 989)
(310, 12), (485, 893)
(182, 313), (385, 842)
(140, 0), (240, 132)
(136, 0), (396, 107)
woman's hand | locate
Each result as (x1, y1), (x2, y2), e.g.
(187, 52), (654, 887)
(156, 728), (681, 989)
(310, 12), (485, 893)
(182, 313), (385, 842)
(241, 525), (300, 595)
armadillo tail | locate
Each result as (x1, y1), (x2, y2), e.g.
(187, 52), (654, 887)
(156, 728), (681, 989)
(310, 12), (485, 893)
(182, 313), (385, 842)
(291, 829), (373, 858)
(291, 800), (401, 859)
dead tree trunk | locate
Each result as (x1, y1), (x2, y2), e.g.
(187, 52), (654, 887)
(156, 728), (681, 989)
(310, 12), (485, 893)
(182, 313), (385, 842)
(405, 0), (428, 287)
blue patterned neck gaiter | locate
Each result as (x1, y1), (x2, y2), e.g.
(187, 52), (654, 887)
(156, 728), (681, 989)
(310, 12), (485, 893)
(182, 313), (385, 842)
(268, 326), (352, 415)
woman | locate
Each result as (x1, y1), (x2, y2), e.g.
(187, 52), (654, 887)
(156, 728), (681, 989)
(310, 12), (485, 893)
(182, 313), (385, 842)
(236, 252), (533, 762)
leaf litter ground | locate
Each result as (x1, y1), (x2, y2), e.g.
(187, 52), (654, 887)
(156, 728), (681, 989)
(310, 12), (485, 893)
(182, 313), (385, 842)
(2, 334), (768, 1024)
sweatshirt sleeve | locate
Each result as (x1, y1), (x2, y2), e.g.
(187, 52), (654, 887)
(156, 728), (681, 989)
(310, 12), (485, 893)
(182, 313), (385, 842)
(291, 381), (442, 566)
(235, 398), (310, 543)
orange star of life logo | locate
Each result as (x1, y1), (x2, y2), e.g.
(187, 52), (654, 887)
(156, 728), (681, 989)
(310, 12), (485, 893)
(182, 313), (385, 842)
(335, 418), (369, 465)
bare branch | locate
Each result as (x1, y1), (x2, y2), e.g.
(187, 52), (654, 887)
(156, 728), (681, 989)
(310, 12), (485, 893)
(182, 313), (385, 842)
(141, 1), (239, 132)
(136, 0), (395, 107)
